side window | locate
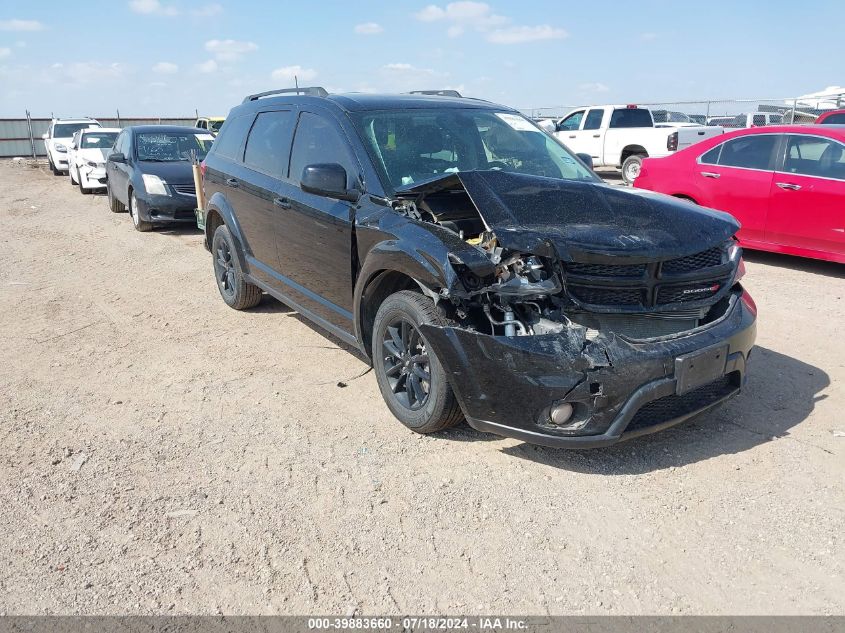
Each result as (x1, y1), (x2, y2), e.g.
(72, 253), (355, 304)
(212, 114), (255, 161)
(717, 135), (778, 170)
(699, 144), (722, 165)
(289, 112), (357, 185)
(243, 110), (295, 176)
(197, 120), (206, 129)
(783, 135), (845, 180)
(558, 111), (584, 131)
(752, 114), (766, 127)
(583, 109), (604, 130)
(821, 113), (845, 125)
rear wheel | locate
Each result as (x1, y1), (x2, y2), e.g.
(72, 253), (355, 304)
(107, 183), (125, 213)
(621, 153), (646, 185)
(211, 224), (262, 310)
(372, 290), (463, 434)
(128, 191), (153, 232)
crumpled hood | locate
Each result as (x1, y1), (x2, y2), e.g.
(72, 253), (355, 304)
(397, 171), (739, 262)
(79, 148), (110, 164)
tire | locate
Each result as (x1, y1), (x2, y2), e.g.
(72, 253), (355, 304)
(128, 191), (153, 232)
(211, 224), (262, 310)
(69, 165), (77, 185)
(621, 154), (645, 185)
(49, 156), (59, 176)
(78, 177), (89, 195)
(372, 290), (464, 434)
(107, 183), (125, 213)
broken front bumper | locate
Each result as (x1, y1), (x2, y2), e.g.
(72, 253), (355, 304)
(421, 289), (757, 448)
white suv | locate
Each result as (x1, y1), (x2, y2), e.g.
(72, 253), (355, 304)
(42, 118), (101, 175)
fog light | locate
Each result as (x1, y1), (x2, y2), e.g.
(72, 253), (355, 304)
(550, 402), (574, 425)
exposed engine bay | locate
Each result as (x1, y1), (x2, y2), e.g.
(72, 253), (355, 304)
(392, 173), (741, 341)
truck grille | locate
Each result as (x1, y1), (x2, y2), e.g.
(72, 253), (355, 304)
(625, 373), (738, 434)
(563, 245), (733, 311)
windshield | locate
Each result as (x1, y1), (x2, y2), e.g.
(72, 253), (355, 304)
(55, 122), (99, 138)
(136, 132), (213, 162)
(81, 132), (118, 149)
(351, 108), (597, 191)
(209, 119), (225, 132)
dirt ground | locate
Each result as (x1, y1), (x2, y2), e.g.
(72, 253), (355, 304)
(0, 159), (842, 616)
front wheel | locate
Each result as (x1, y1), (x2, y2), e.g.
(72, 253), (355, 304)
(211, 224), (262, 310)
(372, 290), (464, 434)
(621, 154), (646, 185)
(128, 191), (153, 232)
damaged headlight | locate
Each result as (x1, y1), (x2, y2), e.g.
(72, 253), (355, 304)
(142, 174), (169, 196)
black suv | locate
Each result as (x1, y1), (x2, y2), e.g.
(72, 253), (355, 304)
(200, 87), (757, 448)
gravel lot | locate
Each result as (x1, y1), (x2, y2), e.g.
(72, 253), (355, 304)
(0, 158), (842, 615)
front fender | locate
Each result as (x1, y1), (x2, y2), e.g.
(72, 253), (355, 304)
(206, 191), (249, 273)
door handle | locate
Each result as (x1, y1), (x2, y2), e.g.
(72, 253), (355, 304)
(592, 134), (601, 138)
(776, 182), (801, 191)
(568, 135), (576, 139)
(225, 178), (239, 188)
(700, 171), (720, 179)
(273, 196), (291, 209)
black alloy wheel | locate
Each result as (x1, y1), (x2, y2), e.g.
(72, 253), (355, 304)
(381, 316), (431, 411)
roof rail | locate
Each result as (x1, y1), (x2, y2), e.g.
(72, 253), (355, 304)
(243, 86), (329, 102)
(409, 90), (463, 98)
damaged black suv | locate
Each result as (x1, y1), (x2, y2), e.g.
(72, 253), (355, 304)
(200, 87), (757, 448)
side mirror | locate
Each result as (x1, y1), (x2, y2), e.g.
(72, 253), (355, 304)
(576, 153), (594, 170)
(41, 133), (49, 140)
(108, 152), (126, 164)
(300, 163), (359, 202)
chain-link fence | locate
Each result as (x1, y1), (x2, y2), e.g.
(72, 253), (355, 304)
(521, 95), (845, 128)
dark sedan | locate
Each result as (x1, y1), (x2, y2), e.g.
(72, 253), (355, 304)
(106, 125), (213, 231)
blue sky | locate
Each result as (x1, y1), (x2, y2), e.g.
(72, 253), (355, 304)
(0, 0), (842, 117)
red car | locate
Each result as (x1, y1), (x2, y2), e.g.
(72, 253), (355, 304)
(816, 109), (845, 125)
(634, 126), (845, 264)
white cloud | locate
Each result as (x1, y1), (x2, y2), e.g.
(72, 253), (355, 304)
(152, 61), (178, 74)
(205, 39), (258, 62)
(414, 2), (507, 29)
(382, 63), (436, 76)
(354, 22), (383, 35)
(0, 47), (10, 59)
(0, 19), (45, 31)
(128, 0), (179, 15)
(640, 32), (657, 41)
(414, 3), (564, 44)
(271, 65), (317, 82)
(486, 24), (567, 44)
(196, 59), (218, 73)
(58, 62), (127, 83)
(192, 3), (223, 16)
(578, 82), (609, 93)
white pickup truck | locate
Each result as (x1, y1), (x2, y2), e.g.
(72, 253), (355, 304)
(551, 105), (724, 184)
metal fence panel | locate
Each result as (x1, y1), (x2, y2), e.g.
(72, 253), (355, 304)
(0, 116), (196, 157)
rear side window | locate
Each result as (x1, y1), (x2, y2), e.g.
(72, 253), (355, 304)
(212, 114), (254, 161)
(752, 114), (766, 127)
(782, 135), (845, 180)
(717, 135), (778, 170)
(609, 108), (653, 128)
(699, 145), (722, 165)
(583, 109), (604, 130)
(289, 112), (357, 185)
(244, 110), (295, 176)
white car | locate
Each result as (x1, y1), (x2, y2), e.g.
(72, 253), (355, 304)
(551, 105), (724, 184)
(42, 118), (101, 175)
(67, 127), (120, 194)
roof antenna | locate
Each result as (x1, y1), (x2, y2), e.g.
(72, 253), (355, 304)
(294, 75), (299, 92)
